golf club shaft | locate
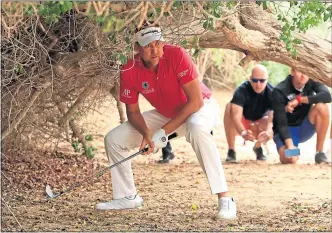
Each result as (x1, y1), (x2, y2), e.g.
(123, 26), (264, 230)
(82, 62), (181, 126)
(52, 132), (178, 198)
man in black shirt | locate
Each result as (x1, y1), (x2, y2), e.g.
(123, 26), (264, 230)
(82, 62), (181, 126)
(224, 64), (274, 162)
(272, 68), (331, 164)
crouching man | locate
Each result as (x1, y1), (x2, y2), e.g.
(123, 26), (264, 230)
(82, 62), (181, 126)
(272, 68), (331, 164)
(96, 22), (236, 220)
(224, 64), (274, 162)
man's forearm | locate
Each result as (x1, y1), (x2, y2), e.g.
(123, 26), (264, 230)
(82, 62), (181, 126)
(304, 93), (331, 104)
(162, 100), (203, 135)
(233, 118), (245, 135)
(127, 112), (150, 137)
(284, 138), (295, 148)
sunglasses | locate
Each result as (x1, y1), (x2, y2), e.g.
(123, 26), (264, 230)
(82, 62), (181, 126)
(251, 77), (267, 83)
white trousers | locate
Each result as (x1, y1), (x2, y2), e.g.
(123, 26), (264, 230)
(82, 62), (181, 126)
(104, 98), (228, 199)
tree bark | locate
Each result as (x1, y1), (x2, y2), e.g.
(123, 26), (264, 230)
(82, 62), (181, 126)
(191, 3), (331, 86)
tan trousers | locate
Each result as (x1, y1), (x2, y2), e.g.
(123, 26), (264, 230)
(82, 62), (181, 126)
(104, 98), (228, 199)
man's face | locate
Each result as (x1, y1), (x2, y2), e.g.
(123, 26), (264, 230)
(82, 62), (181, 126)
(291, 69), (309, 86)
(250, 69), (268, 94)
(136, 40), (164, 68)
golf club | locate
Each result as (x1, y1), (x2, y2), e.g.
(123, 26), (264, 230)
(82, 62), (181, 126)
(45, 132), (178, 199)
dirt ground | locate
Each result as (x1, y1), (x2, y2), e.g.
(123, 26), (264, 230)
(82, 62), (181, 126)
(1, 89), (331, 232)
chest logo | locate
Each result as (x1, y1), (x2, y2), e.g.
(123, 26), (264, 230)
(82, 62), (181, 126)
(142, 81), (149, 89)
(287, 93), (296, 100)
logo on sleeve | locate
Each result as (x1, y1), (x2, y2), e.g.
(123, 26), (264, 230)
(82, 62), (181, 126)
(177, 69), (188, 78)
(121, 89), (131, 98)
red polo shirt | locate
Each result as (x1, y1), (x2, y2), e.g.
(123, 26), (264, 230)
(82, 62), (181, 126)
(120, 45), (211, 118)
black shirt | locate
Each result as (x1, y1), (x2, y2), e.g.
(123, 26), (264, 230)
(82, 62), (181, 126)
(230, 81), (274, 121)
(272, 75), (331, 141)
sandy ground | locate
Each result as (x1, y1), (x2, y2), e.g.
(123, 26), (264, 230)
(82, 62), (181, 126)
(1, 88), (331, 232)
(85, 88), (332, 165)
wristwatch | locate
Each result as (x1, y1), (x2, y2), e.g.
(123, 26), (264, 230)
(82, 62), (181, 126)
(241, 130), (247, 137)
(296, 94), (302, 105)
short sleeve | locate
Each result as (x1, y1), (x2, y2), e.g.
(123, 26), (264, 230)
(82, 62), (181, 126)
(173, 47), (199, 85)
(119, 70), (139, 105)
(230, 87), (246, 107)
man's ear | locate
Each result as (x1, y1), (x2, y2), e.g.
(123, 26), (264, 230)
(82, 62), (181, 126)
(134, 43), (140, 53)
(290, 67), (295, 76)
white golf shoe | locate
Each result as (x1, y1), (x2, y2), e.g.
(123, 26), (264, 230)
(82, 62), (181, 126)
(215, 197), (237, 220)
(96, 194), (143, 210)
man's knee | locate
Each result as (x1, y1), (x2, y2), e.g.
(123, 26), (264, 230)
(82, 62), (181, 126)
(312, 103), (329, 116)
(280, 156), (299, 164)
(225, 103), (231, 114)
(104, 130), (116, 146)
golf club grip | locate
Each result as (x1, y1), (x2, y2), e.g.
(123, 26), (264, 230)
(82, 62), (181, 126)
(141, 132), (178, 153)
(168, 132), (178, 140)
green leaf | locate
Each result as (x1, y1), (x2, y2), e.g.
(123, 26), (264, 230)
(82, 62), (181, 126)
(19, 66), (24, 74)
(97, 16), (105, 23)
(293, 38), (302, 44)
(226, 1), (236, 9)
(323, 13), (329, 21)
(291, 49), (298, 57)
(172, 1), (181, 9)
(63, 1), (73, 12)
(262, 1), (267, 10)
(280, 34), (287, 42)
(85, 135), (93, 141)
(115, 19), (124, 31)
(180, 40), (188, 46)
(86, 147), (95, 159)
(38, 4), (46, 15)
(102, 19), (113, 33)
(119, 54), (127, 65)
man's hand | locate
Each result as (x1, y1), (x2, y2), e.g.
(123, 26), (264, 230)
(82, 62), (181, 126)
(139, 132), (154, 155)
(257, 129), (273, 144)
(285, 99), (299, 113)
(151, 129), (168, 153)
(242, 129), (256, 142)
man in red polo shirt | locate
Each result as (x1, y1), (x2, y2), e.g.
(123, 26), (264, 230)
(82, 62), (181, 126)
(96, 23), (236, 220)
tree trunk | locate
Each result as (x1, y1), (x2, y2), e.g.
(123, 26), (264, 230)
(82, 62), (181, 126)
(110, 84), (126, 124)
(187, 3), (331, 87)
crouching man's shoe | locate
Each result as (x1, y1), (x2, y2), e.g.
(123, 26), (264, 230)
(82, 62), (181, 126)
(253, 146), (267, 161)
(315, 151), (331, 164)
(215, 197), (237, 220)
(158, 142), (175, 163)
(158, 152), (175, 163)
(96, 194), (143, 210)
(226, 149), (237, 163)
